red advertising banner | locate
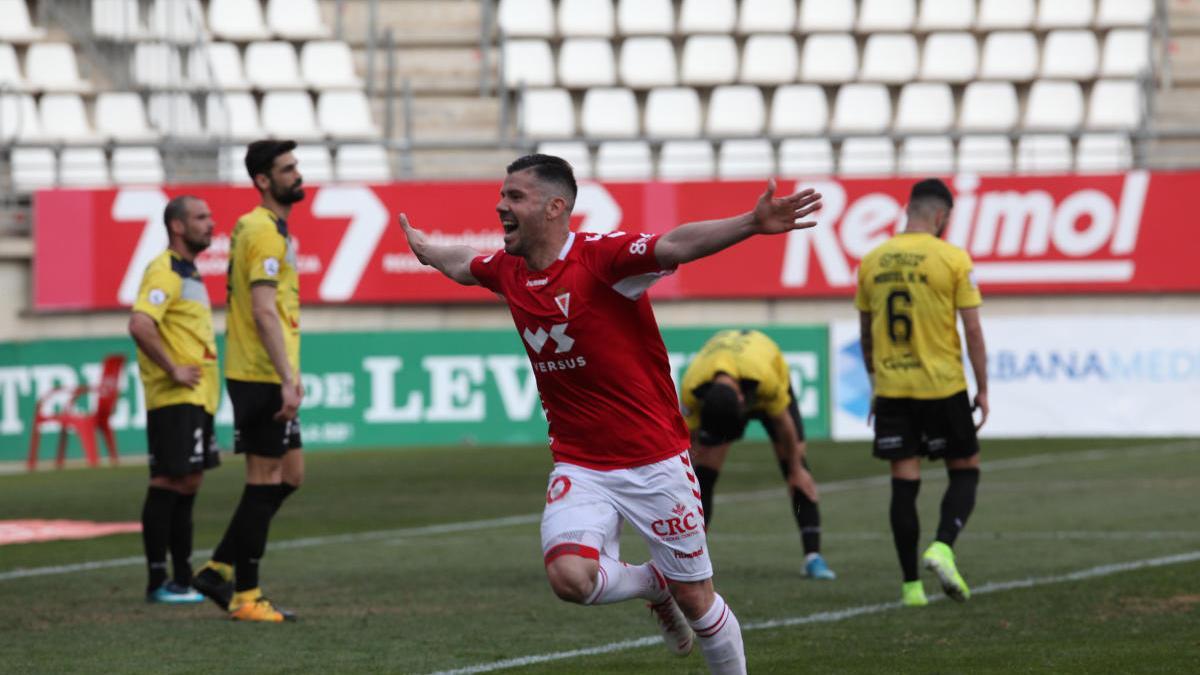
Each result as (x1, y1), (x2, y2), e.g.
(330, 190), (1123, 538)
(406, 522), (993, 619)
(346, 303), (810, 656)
(32, 171), (1200, 311)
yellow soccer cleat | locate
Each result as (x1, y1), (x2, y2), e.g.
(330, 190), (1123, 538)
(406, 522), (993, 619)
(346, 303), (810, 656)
(923, 541), (971, 602)
(229, 588), (296, 623)
(901, 580), (928, 607)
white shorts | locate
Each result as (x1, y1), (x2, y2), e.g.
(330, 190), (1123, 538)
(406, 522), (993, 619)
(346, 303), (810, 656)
(540, 450), (713, 582)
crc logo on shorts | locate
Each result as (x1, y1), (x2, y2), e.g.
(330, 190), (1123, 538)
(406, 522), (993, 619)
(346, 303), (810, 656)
(651, 502), (702, 541)
(546, 476), (572, 504)
(263, 257), (280, 277)
(147, 288), (167, 305)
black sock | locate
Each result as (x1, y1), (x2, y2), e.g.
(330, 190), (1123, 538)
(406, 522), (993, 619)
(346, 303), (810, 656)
(210, 496), (242, 566)
(169, 492), (197, 585)
(142, 486), (178, 592)
(778, 460), (821, 555)
(890, 478), (922, 583)
(273, 482), (298, 514)
(936, 468), (980, 546)
(694, 465), (719, 527)
(233, 484), (280, 592)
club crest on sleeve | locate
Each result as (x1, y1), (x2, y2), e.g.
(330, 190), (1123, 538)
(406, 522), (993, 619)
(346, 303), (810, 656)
(263, 257), (280, 276)
(148, 288), (167, 305)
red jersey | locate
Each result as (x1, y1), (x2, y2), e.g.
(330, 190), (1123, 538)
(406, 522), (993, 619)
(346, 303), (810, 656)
(470, 231), (691, 470)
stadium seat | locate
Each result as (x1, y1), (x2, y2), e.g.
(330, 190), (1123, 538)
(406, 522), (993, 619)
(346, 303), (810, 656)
(740, 35), (799, 85)
(0, 93), (42, 142)
(260, 91), (322, 140)
(799, 0), (856, 32)
(206, 92), (265, 140)
(738, 0), (796, 33)
(188, 42), (250, 91)
(707, 85), (765, 137)
(858, 0), (916, 32)
(976, 0), (1035, 29)
(839, 137), (895, 176)
(302, 41), (364, 90)
(537, 141), (593, 178)
(147, 93), (205, 138)
(920, 32), (978, 83)
(681, 35), (738, 86)
(266, 0), (330, 40)
(96, 92), (158, 142)
(558, 38), (617, 88)
(559, 0), (614, 37)
(980, 32), (1038, 81)
(1041, 30), (1099, 80)
(245, 41), (303, 90)
(149, 0), (206, 42)
(0, 44), (27, 91)
(0, 0), (47, 42)
(317, 91), (379, 138)
(93, 0), (145, 40)
(133, 42), (185, 90)
(581, 87), (638, 138)
(291, 144), (333, 183)
(1076, 133), (1133, 172)
(915, 0), (974, 31)
(616, 0), (673, 34)
(801, 33), (858, 83)
(335, 144), (391, 182)
(832, 84), (892, 133)
(644, 87), (702, 138)
(860, 33), (919, 83)
(26, 44), (92, 93)
(1024, 80), (1085, 130)
(1101, 30), (1151, 78)
(619, 38), (677, 88)
(679, 0), (736, 34)
(658, 140), (715, 180)
(958, 135), (1013, 174)
(218, 145), (251, 184)
(520, 88), (574, 138)
(111, 147), (166, 185)
(899, 137), (955, 175)
(38, 94), (97, 143)
(718, 139), (774, 179)
(208, 0), (271, 41)
(1035, 0), (1093, 28)
(779, 138), (835, 176)
(59, 148), (110, 187)
(11, 148), (56, 190)
(503, 39), (555, 88)
(1096, 0), (1153, 27)
(769, 85), (828, 135)
(1087, 80), (1143, 129)
(1016, 134), (1073, 173)
(595, 141), (652, 180)
(498, 0), (555, 37)
(959, 81), (1019, 131)
(894, 82), (955, 132)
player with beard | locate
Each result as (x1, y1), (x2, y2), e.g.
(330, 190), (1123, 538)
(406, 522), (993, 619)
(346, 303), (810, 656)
(192, 140), (306, 622)
(129, 195), (221, 604)
(400, 154), (823, 673)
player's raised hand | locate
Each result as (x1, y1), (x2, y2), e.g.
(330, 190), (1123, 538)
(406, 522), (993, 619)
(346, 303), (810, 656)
(751, 179), (822, 235)
(398, 213), (431, 265)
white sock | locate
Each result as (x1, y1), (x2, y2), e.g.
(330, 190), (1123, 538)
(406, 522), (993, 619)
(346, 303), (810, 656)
(689, 593), (746, 675)
(584, 556), (669, 605)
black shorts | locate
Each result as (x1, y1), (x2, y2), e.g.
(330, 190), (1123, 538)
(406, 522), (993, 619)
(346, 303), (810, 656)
(146, 404), (220, 478)
(700, 386), (807, 445)
(872, 390), (979, 461)
(228, 379), (303, 458)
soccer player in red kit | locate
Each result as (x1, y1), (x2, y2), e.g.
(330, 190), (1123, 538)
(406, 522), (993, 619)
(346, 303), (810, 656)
(400, 155), (821, 674)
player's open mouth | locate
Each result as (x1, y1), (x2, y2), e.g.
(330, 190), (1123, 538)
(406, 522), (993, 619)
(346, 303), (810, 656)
(500, 217), (518, 234)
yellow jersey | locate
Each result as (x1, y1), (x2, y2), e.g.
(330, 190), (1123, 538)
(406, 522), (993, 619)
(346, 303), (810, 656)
(225, 206), (300, 383)
(132, 250), (220, 413)
(680, 329), (792, 430)
(855, 232), (982, 399)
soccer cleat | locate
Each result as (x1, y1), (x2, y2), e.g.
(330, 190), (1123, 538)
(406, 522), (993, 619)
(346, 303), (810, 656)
(229, 588), (296, 623)
(146, 580), (205, 604)
(803, 554), (837, 580)
(901, 580), (928, 607)
(648, 596), (694, 656)
(192, 563), (234, 611)
(923, 541), (971, 602)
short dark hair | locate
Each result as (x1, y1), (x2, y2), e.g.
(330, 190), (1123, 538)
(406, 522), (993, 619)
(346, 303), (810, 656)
(698, 382), (744, 445)
(162, 195), (197, 234)
(245, 139), (297, 184)
(910, 178), (954, 209)
(506, 154), (578, 204)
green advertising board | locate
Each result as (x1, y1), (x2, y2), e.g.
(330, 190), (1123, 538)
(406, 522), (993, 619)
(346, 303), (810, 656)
(0, 326), (829, 463)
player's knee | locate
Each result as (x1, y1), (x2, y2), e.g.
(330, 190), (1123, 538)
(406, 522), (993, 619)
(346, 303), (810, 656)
(544, 561), (595, 604)
(180, 471), (204, 494)
(667, 579), (714, 620)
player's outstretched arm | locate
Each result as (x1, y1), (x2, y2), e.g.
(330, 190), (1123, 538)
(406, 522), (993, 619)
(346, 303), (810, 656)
(960, 307), (989, 430)
(399, 213), (479, 286)
(654, 179), (822, 269)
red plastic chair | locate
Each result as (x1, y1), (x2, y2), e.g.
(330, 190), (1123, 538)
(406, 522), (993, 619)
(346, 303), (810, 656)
(27, 354), (126, 470)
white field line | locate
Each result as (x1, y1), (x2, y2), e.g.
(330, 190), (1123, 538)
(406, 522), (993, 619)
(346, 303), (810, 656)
(428, 550), (1200, 675)
(716, 530), (1200, 543)
(1, 441), (1197, 583)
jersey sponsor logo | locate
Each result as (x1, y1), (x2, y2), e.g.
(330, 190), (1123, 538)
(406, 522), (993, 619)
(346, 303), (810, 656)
(263, 257), (280, 277)
(554, 292), (570, 318)
(522, 323), (575, 354)
(546, 475), (571, 504)
(147, 288), (167, 305)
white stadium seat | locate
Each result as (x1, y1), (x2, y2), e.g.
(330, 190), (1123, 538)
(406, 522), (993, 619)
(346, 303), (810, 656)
(1096, 0), (1153, 27)
(740, 35), (799, 85)
(11, 148), (56, 190)
(706, 85), (765, 137)
(260, 91), (322, 140)
(832, 84), (892, 134)
(738, 0), (796, 34)
(59, 148), (109, 187)
(559, 0), (614, 37)
(920, 32), (978, 83)
(769, 85), (829, 135)
(503, 39), (555, 88)
(839, 137), (895, 176)
(149, 0), (206, 42)
(520, 88), (574, 139)
(1087, 80), (1143, 129)
(581, 87), (638, 138)
(958, 135), (1013, 174)
(860, 33), (919, 84)
(0, 0), (47, 42)
(133, 42), (185, 90)
(38, 94), (97, 143)
(188, 42), (250, 91)
(112, 147), (165, 185)
(801, 33), (858, 83)
(266, 0), (330, 40)
(1102, 30), (1151, 78)
(0, 44), (27, 91)
(595, 141), (652, 180)
(718, 139), (774, 179)
(93, 0), (145, 40)
(1076, 133), (1133, 172)
(302, 41), (363, 90)
(619, 38), (677, 88)
(499, 0), (555, 37)
(558, 38), (617, 88)
(779, 138), (835, 176)
(245, 41), (303, 90)
(899, 137), (955, 175)
(980, 32), (1038, 81)
(1035, 0), (1093, 28)
(977, 0), (1035, 29)
(0, 94), (43, 142)
(206, 92), (265, 140)
(335, 144), (391, 182)
(894, 82), (955, 132)
(219, 145), (252, 184)
(537, 141), (593, 178)
(659, 140), (715, 180)
(644, 87), (702, 138)
(291, 145), (333, 183)
(1025, 80), (1085, 130)
(148, 93), (205, 138)
(26, 43), (92, 93)
(916, 0), (975, 31)
(799, 0), (856, 32)
(858, 0), (916, 32)
(681, 35), (738, 86)
(959, 82), (1019, 131)
(208, 0), (271, 41)
(1016, 134), (1073, 173)
(1041, 30), (1099, 80)
(96, 93), (158, 142)
(679, 0), (737, 34)
(616, 0), (673, 34)
(317, 91), (379, 138)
